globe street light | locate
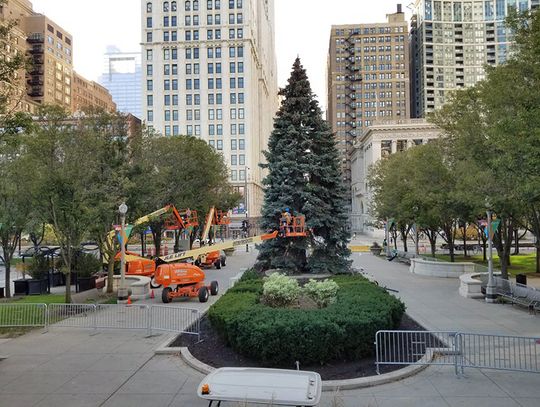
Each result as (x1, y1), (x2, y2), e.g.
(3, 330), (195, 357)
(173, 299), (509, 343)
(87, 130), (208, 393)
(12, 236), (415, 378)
(117, 203), (128, 304)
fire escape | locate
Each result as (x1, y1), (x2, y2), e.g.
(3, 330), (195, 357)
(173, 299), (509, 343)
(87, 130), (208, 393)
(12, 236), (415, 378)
(343, 32), (362, 189)
(26, 34), (45, 100)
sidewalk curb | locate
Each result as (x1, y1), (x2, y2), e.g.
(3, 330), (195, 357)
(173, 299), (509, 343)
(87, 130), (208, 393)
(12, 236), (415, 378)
(175, 346), (438, 392)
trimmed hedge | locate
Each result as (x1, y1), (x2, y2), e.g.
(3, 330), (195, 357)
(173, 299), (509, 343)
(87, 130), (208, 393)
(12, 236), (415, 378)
(207, 274), (405, 366)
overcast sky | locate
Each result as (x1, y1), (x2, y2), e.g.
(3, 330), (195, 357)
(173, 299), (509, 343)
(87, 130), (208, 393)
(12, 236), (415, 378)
(30, 0), (411, 110)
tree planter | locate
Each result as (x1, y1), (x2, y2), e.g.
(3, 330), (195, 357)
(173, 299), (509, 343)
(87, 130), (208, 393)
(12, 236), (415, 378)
(370, 247), (382, 256)
(49, 272), (64, 287)
(27, 279), (48, 295)
(77, 276), (96, 293)
(13, 279), (29, 296)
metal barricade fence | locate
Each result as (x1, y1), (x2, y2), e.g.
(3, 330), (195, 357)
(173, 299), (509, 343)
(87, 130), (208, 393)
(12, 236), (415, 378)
(376, 330), (540, 375)
(457, 333), (540, 374)
(150, 305), (200, 339)
(0, 303), (47, 328)
(47, 304), (96, 330)
(95, 304), (151, 333)
(375, 330), (458, 374)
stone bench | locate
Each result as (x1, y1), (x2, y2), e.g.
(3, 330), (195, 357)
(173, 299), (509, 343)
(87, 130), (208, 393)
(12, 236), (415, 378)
(110, 276), (151, 301)
(411, 258), (476, 278)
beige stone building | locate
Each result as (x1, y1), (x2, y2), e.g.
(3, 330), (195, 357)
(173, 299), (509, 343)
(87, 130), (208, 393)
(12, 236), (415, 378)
(72, 72), (116, 113)
(1, 0), (115, 116)
(350, 118), (441, 234)
(327, 5), (410, 196)
(0, 0), (38, 113)
(141, 0), (279, 221)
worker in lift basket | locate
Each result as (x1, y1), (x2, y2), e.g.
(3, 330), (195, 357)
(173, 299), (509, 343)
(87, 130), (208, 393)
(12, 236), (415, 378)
(280, 208), (292, 236)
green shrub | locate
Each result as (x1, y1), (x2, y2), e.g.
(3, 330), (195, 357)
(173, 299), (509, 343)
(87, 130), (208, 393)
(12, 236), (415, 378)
(304, 279), (339, 308)
(209, 274), (405, 366)
(239, 268), (260, 282)
(262, 273), (301, 307)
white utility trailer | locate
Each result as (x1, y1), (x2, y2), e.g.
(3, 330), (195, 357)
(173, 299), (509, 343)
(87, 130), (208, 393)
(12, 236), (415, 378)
(197, 367), (322, 406)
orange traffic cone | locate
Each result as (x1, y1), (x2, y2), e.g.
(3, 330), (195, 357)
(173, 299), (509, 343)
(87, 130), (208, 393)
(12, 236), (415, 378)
(127, 296), (132, 305)
(150, 289), (155, 299)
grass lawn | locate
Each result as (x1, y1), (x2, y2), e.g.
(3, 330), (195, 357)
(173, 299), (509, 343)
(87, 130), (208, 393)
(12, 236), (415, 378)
(3, 294), (66, 304)
(429, 253), (538, 276)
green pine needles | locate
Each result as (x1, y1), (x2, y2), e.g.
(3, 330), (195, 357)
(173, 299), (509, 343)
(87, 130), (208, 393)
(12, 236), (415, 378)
(257, 58), (351, 274)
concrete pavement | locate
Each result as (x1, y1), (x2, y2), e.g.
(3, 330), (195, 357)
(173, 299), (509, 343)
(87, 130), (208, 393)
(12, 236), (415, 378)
(2, 247), (540, 406)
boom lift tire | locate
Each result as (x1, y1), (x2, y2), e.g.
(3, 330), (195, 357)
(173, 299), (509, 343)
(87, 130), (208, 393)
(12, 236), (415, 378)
(220, 256), (226, 267)
(198, 286), (209, 302)
(215, 260), (221, 269)
(210, 281), (219, 295)
(162, 287), (172, 303)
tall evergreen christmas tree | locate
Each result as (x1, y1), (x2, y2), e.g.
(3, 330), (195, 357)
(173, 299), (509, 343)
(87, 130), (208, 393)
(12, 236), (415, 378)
(257, 58), (351, 274)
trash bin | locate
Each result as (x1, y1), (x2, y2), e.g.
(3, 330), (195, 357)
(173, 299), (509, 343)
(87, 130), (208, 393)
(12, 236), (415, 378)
(516, 274), (527, 286)
(0, 287), (4, 298)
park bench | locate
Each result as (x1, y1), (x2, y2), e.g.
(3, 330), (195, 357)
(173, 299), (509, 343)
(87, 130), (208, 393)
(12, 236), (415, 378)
(496, 279), (540, 315)
(197, 367), (321, 407)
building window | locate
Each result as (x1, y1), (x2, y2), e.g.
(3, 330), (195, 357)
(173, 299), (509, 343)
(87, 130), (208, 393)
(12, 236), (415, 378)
(230, 62), (236, 73)
(185, 15), (191, 25)
(173, 125), (179, 135)
(238, 77), (244, 88)
(216, 108), (222, 119)
(215, 0), (221, 9)
(208, 63), (214, 74)
(207, 14), (213, 25)
(193, 15), (200, 26)
(237, 0), (242, 7)
(194, 79), (200, 89)
(195, 125), (201, 135)
(165, 95), (171, 105)
(238, 93), (244, 104)
(229, 13), (235, 24)
(238, 62), (243, 73)
(215, 47), (221, 58)
(172, 95), (178, 105)
(215, 29), (221, 39)
(147, 32), (153, 42)
(147, 110), (153, 121)
(185, 30), (191, 40)
(239, 154), (245, 165)
(172, 1), (177, 10)
(147, 80), (153, 91)
(172, 31), (177, 41)
(147, 95), (153, 106)
(207, 29), (213, 40)
(187, 110), (193, 120)
(164, 31), (170, 41)
(187, 125), (193, 135)
(172, 64), (178, 74)
(237, 13), (243, 23)
(207, 47), (214, 58)
(147, 2), (152, 12)
(217, 124), (223, 135)
(186, 79), (192, 89)
(164, 16), (169, 26)
(208, 94), (215, 104)
(229, 0), (234, 8)
(230, 108), (236, 119)
(208, 109), (215, 119)
(146, 49), (153, 60)
(163, 1), (169, 11)
(231, 124), (237, 135)
(229, 46), (235, 57)
(193, 47), (199, 59)
(171, 16), (177, 26)
(230, 78), (236, 89)
(239, 123), (245, 134)
(164, 79), (171, 90)
(165, 110), (171, 121)
(238, 108), (244, 119)
(173, 110), (179, 120)
(237, 46), (243, 57)
(172, 79), (178, 90)
(194, 94), (201, 105)
(231, 155), (237, 165)
(193, 0), (199, 10)
(209, 124), (215, 135)
(207, 0), (213, 9)
(239, 139), (245, 150)
(229, 29), (235, 39)
(186, 94), (193, 105)
(237, 28), (243, 38)
(239, 169), (245, 180)
(186, 48), (192, 59)
(231, 139), (237, 150)
(185, 0), (191, 10)
(147, 64), (153, 75)
(231, 170), (237, 181)
(216, 93), (222, 104)
(217, 140), (223, 150)
(208, 78), (214, 89)
(216, 63), (221, 73)
(215, 14), (221, 24)
(147, 17), (153, 28)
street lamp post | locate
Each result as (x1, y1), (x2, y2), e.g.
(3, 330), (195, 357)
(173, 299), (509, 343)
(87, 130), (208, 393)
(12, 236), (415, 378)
(244, 166), (249, 253)
(117, 203), (128, 304)
(485, 208), (496, 303)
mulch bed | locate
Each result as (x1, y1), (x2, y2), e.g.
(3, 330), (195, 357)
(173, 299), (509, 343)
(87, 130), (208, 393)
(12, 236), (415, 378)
(171, 313), (426, 380)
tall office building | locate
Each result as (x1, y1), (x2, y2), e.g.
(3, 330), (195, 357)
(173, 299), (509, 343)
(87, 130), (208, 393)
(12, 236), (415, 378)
(327, 5), (410, 195)
(99, 47), (142, 118)
(141, 0), (279, 220)
(24, 14), (74, 110)
(411, 0), (539, 118)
